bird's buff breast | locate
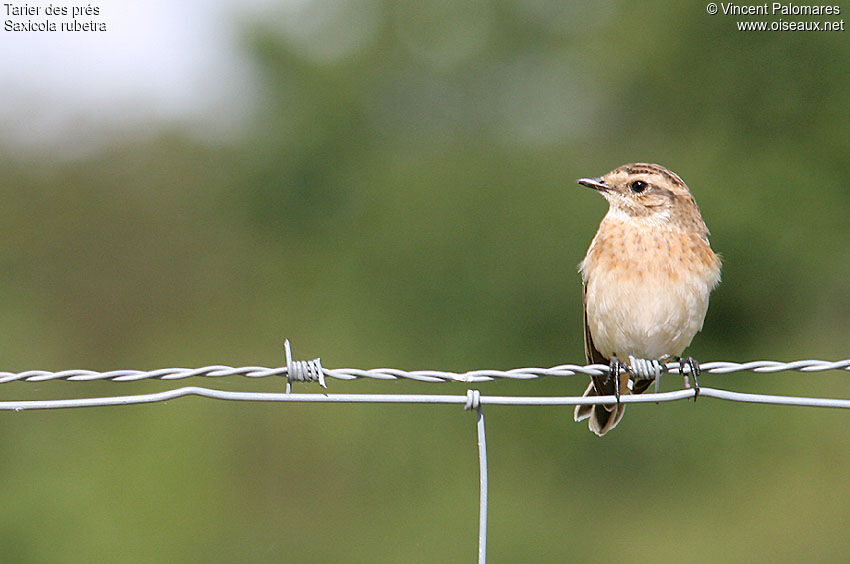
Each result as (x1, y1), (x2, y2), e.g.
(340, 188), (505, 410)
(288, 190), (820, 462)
(581, 222), (720, 360)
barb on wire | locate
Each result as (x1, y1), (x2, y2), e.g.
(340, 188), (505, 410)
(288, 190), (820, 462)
(284, 339), (325, 392)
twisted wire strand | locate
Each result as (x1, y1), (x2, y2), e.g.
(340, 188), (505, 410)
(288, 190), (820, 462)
(0, 359), (848, 385)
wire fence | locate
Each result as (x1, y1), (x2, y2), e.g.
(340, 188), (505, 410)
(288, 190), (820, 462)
(2, 340), (849, 564)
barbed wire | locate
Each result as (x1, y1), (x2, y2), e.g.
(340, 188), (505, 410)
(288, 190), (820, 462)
(2, 358), (848, 385)
(0, 345), (848, 411)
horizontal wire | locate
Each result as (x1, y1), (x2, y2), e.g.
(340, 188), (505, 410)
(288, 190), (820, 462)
(0, 359), (848, 384)
(0, 357), (847, 411)
(0, 386), (849, 411)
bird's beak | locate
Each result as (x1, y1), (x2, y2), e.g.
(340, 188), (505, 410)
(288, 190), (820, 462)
(577, 177), (613, 192)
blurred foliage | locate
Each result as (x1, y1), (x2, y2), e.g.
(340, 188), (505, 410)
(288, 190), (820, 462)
(0, 1), (849, 562)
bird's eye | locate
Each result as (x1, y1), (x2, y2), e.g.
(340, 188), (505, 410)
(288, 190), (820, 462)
(630, 180), (648, 194)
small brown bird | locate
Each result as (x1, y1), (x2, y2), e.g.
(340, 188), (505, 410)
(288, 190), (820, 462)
(574, 163), (721, 436)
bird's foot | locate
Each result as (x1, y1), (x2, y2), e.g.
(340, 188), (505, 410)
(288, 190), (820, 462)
(678, 356), (701, 401)
(605, 355), (624, 404)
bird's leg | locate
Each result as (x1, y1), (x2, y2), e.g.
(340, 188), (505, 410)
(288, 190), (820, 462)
(679, 356), (701, 400)
(655, 354), (671, 393)
(607, 355), (622, 404)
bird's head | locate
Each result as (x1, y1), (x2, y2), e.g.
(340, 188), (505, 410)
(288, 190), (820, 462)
(578, 163), (705, 230)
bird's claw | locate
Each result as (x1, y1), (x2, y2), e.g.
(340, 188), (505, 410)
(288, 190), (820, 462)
(607, 356), (622, 404)
(679, 356), (701, 401)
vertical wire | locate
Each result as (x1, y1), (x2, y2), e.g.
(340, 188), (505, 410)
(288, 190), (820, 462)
(476, 404), (488, 564)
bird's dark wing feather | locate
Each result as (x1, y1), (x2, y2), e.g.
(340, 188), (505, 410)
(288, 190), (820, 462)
(632, 377), (655, 395)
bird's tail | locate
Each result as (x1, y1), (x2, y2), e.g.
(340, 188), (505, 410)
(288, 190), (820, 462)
(574, 382), (627, 436)
(574, 370), (645, 436)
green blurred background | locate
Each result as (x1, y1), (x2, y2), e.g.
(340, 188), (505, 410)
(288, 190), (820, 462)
(1, 1), (849, 562)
